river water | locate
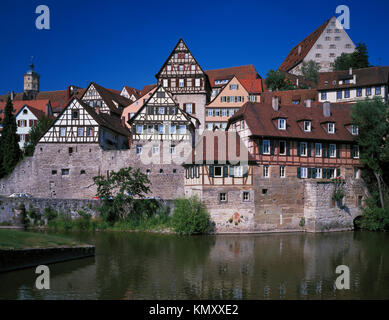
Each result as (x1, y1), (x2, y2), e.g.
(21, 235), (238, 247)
(0, 231), (388, 299)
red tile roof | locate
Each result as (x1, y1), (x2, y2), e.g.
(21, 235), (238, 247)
(279, 18), (331, 72)
(205, 65), (261, 87)
(261, 89), (317, 105)
(227, 101), (357, 143)
(140, 84), (158, 97)
(317, 66), (389, 90)
(122, 86), (141, 99)
(0, 99), (51, 118)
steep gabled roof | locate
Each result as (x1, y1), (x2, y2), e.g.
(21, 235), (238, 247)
(82, 82), (132, 115)
(279, 18), (331, 72)
(205, 65), (261, 86)
(261, 89), (317, 105)
(227, 101), (356, 143)
(122, 86), (141, 99)
(155, 38), (207, 79)
(0, 99), (51, 117)
(140, 84), (158, 97)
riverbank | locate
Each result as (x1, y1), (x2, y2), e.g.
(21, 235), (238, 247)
(0, 229), (95, 273)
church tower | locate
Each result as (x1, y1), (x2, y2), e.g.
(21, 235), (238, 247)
(24, 59), (40, 99)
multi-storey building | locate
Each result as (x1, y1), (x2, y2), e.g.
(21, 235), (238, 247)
(317, 66), (389, 103)
(120, 86), (141, 102)
(204, 65), (265, 130)
(155, 38), (210, 133)
(0, 99), (52, 148)
(279, 16), (355, 75)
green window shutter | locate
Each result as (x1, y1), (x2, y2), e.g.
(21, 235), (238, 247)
(209, 165), (214, 177)
(350, 145), (354, 158)
(297, 143), (301, 156)
(336, 144), (340, 158)
(327, 169), (332, 179)
(297, 167), (301, 179)
(286, 141), (290, 156)
(323, 144), (328, 158)
(323, 168), (327, 178)
(308, 168), (312, 178)
(270, 140), (275, 155)
(308, 143), (311, 157)
(313, 168), (317, 179)
(258, 139), (263, 155)
(337, 168), (341, 177)
(243, 165), (248, 178)
(223, 166), (228, 177)
(229, 166), (235, 177)
(185, 168), (189, 179)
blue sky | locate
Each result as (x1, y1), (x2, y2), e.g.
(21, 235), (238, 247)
(0, 0), (388, 93)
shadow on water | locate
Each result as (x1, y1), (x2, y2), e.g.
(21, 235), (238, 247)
(1, 231), (389, 299)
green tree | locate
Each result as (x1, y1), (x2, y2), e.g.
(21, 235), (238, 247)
(265, 69), (295, 91)
(0, 97), (21, 178)
(93, 167), (151, 223)
(300, 60), (320, 84)
(23, 115), (53, 156)
(351, 98), (389, 208)
(171, 197), (212, 235)
(334, 42), (371, 71)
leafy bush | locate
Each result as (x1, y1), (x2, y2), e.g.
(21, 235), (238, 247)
(43, 206), (58, 222)
(357, 198), (389, 231)
(27, 206), (41, 225)
(171, 197), (212, 235)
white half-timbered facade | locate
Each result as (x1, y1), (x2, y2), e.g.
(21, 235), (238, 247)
(39, 97), (129, 149)
(156, 39), (210, 96)
(129, 86), (198, 142)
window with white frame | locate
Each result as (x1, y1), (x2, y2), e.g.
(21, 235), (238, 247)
(60, 127), (66, 137)
(179, 79), (184, 87)
(230, 84), (238, 90)
(170, 124), (176, 134)
(136, 125), (143, 134)
(186, 103), (192, 114)
(304, 121), (311, 132)
(77, 128), (84, 137)
(219, 192), (227, 202)
(280, 166), (285, 178)
(170, 144), (176, 154)
(167, 65), (172, 71)
(353, 145), (360, 158)
(315, 143), (322, 157)
(263, 165), (269, 178)
(158, 107), (165, 115)
(301, 167), (308, 179)
(278, 118), (286, 130)
(352, 125), (359, 135)
(195, 78), (200, 87)
(328, 122), (335, 134)
(158, 124), (164, 134)
(329, 144), (337, 158)
(136, 145), (142, 154)
(375, 86), (381, 95)
(316, 168), (322, 178)
(300, 142), (308, 156)
(321, 92), (327, 100)
(191, 65), (196, 71)
(262, 140), (270, 154)
(163, 79), (168, 87)
(233, 166), (243, 177)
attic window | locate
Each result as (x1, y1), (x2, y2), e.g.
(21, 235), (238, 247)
(72, 110), (79, 119)
(328, 122), (335, 134)
(23, 109), (28, 114)
(304, 121), (311, 132)
(278, 118), (286, 130)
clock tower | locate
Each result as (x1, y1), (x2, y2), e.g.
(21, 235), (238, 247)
(24, 59), (40, 99)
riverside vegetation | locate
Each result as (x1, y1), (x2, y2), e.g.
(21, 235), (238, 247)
(20, 167), (213, 235)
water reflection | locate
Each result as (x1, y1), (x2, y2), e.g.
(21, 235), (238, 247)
(0, 231), (388, 299)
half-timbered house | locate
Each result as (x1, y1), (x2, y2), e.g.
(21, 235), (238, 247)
(155, 38), (210, 133)
(39, 97), (130, 150)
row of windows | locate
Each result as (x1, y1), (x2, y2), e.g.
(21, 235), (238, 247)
(258, 139), (360, 158)
(166, 64), (197, 71)
(297, 167), (340, 179)
(326, 28), (342, 33)
(205, 122), (227, 131)
(135, 124), (187, 135)
(315, 53), (337, 58)
(184, 165), (250, 179)
(220, 96), (245, 103)
(276, 118), (341, 134)
(17, 119), (37, 127)
(136, 144), (176, 155)
(59, 127), (94, 137)
(51, 168), (85, 176)
(218, 191), (250, 203)
(321, 87), (382, 100)
(147, 106), (176, 115)
(162, 78), (201, 88)
(324, 36), (342, 41)
(207, 108), (239, 117)
(316, 44), (351, 49)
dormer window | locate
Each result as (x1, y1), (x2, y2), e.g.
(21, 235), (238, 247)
(230, 84), (238, 90)
(304, 121), (311, 132)
(278, 118), (286, 130)
(167, 65), (172, 71)
(328, 122), (335, 134)
(352, 125), (359, 135)
(72, 110), (79, 119)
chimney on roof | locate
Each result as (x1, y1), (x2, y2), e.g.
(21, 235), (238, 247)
(272, 96), (279, 111)
(349, 67), (353, 75)
(323, 102), (331, 117)
(305, 99), (312, 108)
(296, 78), (299, 87)
(298, 45), (302, 55)
(11, 91), (14, 101)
